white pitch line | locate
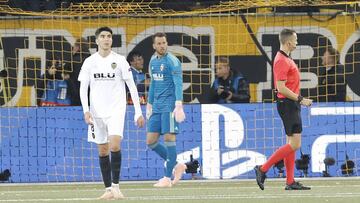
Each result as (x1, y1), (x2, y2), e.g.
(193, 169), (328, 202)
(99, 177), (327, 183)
(1, 184), (360, 194)
(1, 176), (359, 187)
(1, 193), (360, 202)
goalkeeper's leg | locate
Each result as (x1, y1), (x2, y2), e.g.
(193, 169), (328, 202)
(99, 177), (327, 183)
(147, 114), (167, 160)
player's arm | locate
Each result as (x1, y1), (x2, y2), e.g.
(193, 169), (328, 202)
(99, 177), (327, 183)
(125, 77), (144, 127)
(78, 59), (93, 125)
(171, 56), (185, 122)
(79, 80), (93, 124)
(121, 57), (144, 127)
(147, 62), (154, 105)
(171, 58), (183, 102)
(146, 61), (154, 120)
(276, 80), (299, 101)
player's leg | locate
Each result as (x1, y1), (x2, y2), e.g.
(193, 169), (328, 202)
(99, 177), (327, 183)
(255, 142), (294, 190)
(163, 112), (187, 185)
(160, 112), (186, 186)
(153, 113), (177, 187)
(282, 101), (309, 190)
(255, 99), (297, 190)
(153, 132), (176, 188)
(284, 134), (299, 186)
(162, 112), (180, 181)
(261, 99), (299, 172)
(97, 143), (113, 200)
(107, 114), (125, 199)
(88, 118), (113, 200)
(147, 113), (167, 160)
(284, 133), (310, 190)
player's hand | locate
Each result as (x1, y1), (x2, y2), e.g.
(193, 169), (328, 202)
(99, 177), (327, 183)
(84, 112), (94, 125)
(146, 103), (152, 120)
(300, 98), (313, 107)
(136, 115), (145, 128)
(217, 86), (224, 95)
(173, 101), (186, 123)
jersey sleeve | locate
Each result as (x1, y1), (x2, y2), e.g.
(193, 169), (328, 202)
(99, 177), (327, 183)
(120, 56), (133, 80)
(78, 58), (91, 82)
(273, 59), (289, 81)
(147, 60), (154, 105)
(169, 55), (183, 101)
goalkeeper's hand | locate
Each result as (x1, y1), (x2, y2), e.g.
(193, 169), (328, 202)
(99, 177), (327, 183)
(146, 103), (152, 120)
(173, 101), (186, 123)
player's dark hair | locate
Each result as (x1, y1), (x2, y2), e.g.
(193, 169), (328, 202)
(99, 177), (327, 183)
(127, 51), (143, 64)
(279, 28), (296, 45)
(152, 32), (167, 43)
(95, 26), (113, 38)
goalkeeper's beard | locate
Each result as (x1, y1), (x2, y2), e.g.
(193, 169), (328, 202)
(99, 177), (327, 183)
(156, 48), (167, 56)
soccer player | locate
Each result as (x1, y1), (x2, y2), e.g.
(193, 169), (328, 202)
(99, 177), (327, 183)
(78, 26), (145, 200)
(254, 28), (312, 190)
(146, 32), (187, 187)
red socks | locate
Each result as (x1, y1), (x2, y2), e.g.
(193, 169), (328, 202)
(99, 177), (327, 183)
(284, 150), (295, 185)
(261, 144), (294, 172)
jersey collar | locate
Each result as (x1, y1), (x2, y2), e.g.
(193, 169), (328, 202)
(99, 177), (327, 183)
(131, 66), (142, 73)
(279, 50), (290, 58)
(155, 52), (168, 59)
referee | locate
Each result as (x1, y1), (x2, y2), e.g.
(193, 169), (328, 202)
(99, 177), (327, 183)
(255, 28), (312, 190)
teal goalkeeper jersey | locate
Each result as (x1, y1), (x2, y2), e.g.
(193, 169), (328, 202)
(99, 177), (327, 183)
(148, 52), (183, 113)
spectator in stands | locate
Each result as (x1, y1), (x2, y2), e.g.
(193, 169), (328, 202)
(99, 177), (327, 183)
(318, 47), (346, 102)
(126, 51), (149, 104)
(9, 0), (58, 12)
(210, 56), (250, 103)
(64, 38), (90, 106)
(38, 59), (71, 106)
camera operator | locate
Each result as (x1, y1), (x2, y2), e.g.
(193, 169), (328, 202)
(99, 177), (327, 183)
(210, 57), (250, 103)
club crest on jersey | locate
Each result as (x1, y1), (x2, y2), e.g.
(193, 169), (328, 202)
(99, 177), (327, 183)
(160, 64), (165, 72)
(111, 62), (117, 69)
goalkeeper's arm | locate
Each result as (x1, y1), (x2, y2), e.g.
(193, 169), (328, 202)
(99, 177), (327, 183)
(171, 59), (185, 123)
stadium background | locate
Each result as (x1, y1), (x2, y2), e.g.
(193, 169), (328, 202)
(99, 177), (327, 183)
(0, 0), (360, 183)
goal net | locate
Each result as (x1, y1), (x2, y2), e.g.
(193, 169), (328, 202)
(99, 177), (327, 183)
(0, 0), (359, 182)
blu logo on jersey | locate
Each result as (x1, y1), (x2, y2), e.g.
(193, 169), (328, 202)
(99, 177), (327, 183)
(152, 73), (164, 81)
(94, 73), (116, 79)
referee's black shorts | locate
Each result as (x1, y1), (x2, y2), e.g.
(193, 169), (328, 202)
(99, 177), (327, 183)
(276, 98), (302, 135)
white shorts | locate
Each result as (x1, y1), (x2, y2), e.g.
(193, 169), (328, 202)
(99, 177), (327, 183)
(88, 112), (125, 144)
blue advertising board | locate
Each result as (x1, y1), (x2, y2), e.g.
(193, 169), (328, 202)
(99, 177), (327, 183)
(0, 103), (359, 182)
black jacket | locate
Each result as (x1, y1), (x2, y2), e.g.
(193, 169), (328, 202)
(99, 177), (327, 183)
(65, 51), (90, 106)
(318, 64), (346, 102)
(211, 71), (250, 103)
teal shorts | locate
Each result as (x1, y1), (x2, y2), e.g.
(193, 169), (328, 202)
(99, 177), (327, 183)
(147, 112), (179, 134)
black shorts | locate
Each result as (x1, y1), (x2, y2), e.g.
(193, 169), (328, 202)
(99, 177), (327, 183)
(277, 98), (302, 135)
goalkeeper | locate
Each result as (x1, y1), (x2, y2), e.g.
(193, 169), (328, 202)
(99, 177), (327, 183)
(146, 32), (187, 187)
